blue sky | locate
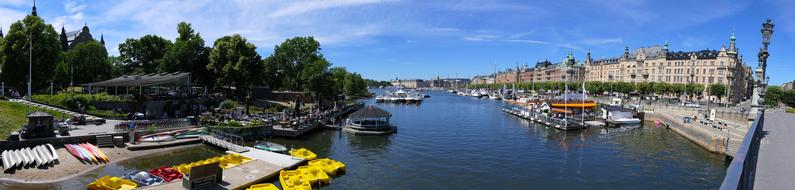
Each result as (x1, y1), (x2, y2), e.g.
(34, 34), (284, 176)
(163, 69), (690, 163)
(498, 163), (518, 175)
(0, 0), (794, 85)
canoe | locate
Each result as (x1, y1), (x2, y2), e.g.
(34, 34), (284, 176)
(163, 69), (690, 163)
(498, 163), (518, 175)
(81, 144), (108, 162)
(2, 150), (11, 172)
(19, 149), (31, 166)
(90, 144), (109, 162)
(279, 170), (312, 190)
(39, 146), (54, 164)
(33, 146), (45, 165)
(174, 129), (208, 139)
(253, 142), (288, 154)
(298, 165), (330, 184)
(123, 170), (165, 186)
(64, 144), (84, 162)
(29, 148), (42, 167)
(148, 166), (183, 182)
(289, 148), (317, 161)
(246, 183), (279, 190)
(73, 144), (97, 163)
(88, 176), (137, 190)
(78, 144), (103, 163)
(139, 135), (175, 142)
(13, 150), (23, 168)
(46, 144), (59, 162)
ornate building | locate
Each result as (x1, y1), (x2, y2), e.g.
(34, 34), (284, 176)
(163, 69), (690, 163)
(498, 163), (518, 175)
(584, 34), (752, 103)
(59, 24), (103, 51)
(481, 52), (585, 85)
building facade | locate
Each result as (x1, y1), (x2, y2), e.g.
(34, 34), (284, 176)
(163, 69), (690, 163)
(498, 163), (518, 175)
(475, 52), (585, 85)
(390, 79), (429, 89)
(782, 80), (794, 91)
(585, 34), (752, 103)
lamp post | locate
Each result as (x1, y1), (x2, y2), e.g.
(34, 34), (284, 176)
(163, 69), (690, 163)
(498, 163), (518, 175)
(749, 19), (774, 119)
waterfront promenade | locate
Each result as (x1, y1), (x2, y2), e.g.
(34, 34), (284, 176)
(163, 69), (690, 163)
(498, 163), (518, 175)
(753, 110), (795, 189)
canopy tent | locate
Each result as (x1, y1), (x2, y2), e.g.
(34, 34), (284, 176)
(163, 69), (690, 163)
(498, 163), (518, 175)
(81, 72), (192, 96)
(349, 105), (391, 119)
(83, 72), (190, 87)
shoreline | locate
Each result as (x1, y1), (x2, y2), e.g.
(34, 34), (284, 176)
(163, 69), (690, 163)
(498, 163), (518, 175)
(0, 143), (203, 185)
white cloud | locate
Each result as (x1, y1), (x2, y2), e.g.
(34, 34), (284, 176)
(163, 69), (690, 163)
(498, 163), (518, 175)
(268, 0), (392, 18)
(0, 7), (26, 31)
(505, 39), (550, 44)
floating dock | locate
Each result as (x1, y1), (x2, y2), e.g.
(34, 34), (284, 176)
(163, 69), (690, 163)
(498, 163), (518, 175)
(501, 108), (585, 131)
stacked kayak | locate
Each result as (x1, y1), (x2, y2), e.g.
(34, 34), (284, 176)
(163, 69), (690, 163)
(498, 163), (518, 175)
(148, 166), (183, 182)
(308, 158), (346, 175)
(88, 176), (137, 190)
(289, 148), (317, 160)
(65, 143), (109, 164)
(122, 170), (165, 186)
(2, 143), (59, 171)
(279, 170), (312, 190)
(246, 183), (279, 190)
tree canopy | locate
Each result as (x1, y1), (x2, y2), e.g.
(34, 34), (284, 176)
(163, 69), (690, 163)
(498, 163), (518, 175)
(708, 84), (727, 101)
(118, 35), (172, 74)
(159, 22), (212, 86)
(0, 15), (61, 92)
(208, 34), (263, 96)
(54, 41), (111, 85)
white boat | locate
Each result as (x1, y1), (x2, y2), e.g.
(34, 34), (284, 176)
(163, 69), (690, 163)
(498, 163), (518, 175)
(2, 150), (11, 171)
(612, 118), (641, 124)
(46, 144), (59, 162)
(29, 148), (41, 167)
(11, 150), (20, 168)
(375, 96), (385, 102)
(139, 135), (175, 142)
(489, 94), (502, 100)
(20, 149), (31, 166)
(34, 147), (45, 167)
(37, 146), (52, 164)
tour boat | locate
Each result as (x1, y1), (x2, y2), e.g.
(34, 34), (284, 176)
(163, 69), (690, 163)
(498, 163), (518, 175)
(280, 170), (312, 190)
(549, 100), (598, 109)
(289, 148), (317, 161)
(253, 141), (288, 154)
(247, 183), (279, 190)
(298, 165), (331, 184)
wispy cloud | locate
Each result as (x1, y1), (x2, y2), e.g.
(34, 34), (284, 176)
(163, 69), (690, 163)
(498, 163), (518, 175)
(505, 39), (550, 44)
(581, 38), (624, 45)
(268, 0), (393, 18)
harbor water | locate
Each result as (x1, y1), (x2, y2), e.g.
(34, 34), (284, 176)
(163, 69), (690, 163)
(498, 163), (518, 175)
(2, 90), (728, 189)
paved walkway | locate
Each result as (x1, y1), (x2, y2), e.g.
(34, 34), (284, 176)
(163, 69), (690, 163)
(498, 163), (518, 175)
(754, 110), (795, 189)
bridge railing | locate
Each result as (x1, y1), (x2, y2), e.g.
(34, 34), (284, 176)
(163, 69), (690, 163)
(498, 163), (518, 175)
(720, 112), (764, 190)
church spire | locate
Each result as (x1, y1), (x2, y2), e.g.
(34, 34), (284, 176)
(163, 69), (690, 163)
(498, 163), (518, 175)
(1, 27), (4, 38)
(31, 0), (37, 16)
(60, 25), (69, 51)
(728, 30), (737, 55)
(100, 33), (105, 45)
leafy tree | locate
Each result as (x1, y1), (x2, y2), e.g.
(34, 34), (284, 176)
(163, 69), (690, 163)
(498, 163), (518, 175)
(159, 22), (212, 86)
(1, 15), (61, 92)
(118, 35), (172, 74)
(766, 86), (783, 108)
(708, 84), (727, 102)
(263, 37), (325, 91)
(207, 34), (262, 113)
(54, 41), (111, 85)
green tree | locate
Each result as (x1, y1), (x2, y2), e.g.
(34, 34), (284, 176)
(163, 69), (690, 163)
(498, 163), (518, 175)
(766, 86), (783, 108)
(1, 15), (61, 92)
(708, 84), (726, 102)
(208, 34), (263, 113)
(159, 22), (213, 86)
(263, 37), (326, 91)
(54, 41), (111, 85)
(118, 35), (172, 74)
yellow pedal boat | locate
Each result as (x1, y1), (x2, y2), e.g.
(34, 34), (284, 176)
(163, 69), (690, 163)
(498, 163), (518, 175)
(308, 158), (345, 175)
(88, 176), (138, 190)
(289, 148), (317, 161)
(280, 170), (312, 190)
(247, 183), (279, 190)
(298, 165), (330, 184)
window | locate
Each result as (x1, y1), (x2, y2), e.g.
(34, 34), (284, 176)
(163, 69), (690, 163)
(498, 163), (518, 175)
(710, 69), (714, 75)
(718, 70), (723, 75)
(668, 62), (671, 66)
(720, 61), (725, 66)
(711, 61), (715, 66)
(709, 77), (714, 83)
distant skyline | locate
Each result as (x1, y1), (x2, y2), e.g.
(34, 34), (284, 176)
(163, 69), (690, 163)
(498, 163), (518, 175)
(0, 0), (793, 85)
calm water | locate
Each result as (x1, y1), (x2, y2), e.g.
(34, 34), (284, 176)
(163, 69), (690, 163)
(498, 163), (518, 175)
(2, 90), (728, 189)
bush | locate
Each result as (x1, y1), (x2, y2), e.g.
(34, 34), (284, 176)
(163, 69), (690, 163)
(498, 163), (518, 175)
(219, 99), (237, 110)
(63, 95), (90, 110)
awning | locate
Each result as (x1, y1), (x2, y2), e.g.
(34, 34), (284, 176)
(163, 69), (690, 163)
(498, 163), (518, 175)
(83, 72), (190, 87)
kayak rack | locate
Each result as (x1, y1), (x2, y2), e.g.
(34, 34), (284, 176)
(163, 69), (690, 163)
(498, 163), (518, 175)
(201, 129), (248, 153)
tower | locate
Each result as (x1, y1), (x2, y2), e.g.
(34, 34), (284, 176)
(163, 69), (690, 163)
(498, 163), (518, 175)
(622, 46), (630, 60)
(31, 0), (37, 16)
(100, 33), (105, 46)
(585, 50), (591, 65)
(59, 26), (68, 51)
(663, 40), (669, 52)
(0, 27), (4, 38)
(727, 31), (737, 56)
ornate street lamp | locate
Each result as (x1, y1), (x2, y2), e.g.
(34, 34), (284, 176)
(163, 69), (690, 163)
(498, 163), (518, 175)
(750, 19), (774, 118)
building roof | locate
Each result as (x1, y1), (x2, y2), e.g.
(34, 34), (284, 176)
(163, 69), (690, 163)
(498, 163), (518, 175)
(666, 50), (720, 60)
(27, 111), (53, 118)
(634, 46), (665, 59)
(591, 57), (621, 65)
(602, 105), (632, 112)
(83, 72), (190, 87)
(349, 105), (391, 118)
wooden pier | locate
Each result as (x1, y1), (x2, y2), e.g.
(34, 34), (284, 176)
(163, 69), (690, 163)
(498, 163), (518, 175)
(501, 108), (585, 131)
(200, 129), (249, 153)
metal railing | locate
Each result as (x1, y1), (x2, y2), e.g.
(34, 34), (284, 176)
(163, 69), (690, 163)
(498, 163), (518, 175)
(720, 112), (764, 190)
(114, 119), (191, 132)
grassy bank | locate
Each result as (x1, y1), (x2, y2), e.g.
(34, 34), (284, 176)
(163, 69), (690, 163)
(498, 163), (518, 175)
(0, 100), (72, 138)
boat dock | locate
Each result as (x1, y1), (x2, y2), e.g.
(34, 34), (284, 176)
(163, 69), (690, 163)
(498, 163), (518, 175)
(142, 148), (304, 190)
(501, 108), (585, 130)
(271, 103), (363, 138)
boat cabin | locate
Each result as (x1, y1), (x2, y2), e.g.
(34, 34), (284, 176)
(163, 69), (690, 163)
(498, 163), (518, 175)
(343, 105), (396, 135)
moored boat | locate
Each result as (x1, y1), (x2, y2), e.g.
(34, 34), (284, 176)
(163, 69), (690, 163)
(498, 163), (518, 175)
(253, 141), (288, 154)
(279, 170), (312, 190)
(148, 166), (183, 182)
(289, 148), (317, 161)
(123, 170), (165, 186)
(88, 176), (137, 190)
(298, 165), (331, 184)
(46, 144), (59, 162)
(611, 118), (641, 124)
